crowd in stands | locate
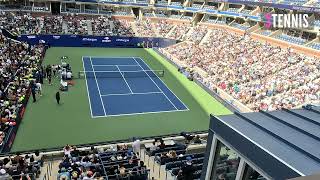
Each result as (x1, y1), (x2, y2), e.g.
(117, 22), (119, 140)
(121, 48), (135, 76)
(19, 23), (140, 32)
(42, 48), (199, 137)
(0, 11), (319, 112)
(0, 12), (41, 35)
(64, 15), (88, 35)
(154, 20), (174, 38)
(92, 16), (115, 36)
(145, 133), (206, 180)
(42, 16), (63, 35)
(184, 25), (207, 43)
(167, 23), (190, 40)
(58, 144), (149, 180)
(0, 33), (44, 146)
(161, 29), (320, 111)
(0, 151), (43, 179)
(0, 12), (136, 37)
(134, 19), (157, 37)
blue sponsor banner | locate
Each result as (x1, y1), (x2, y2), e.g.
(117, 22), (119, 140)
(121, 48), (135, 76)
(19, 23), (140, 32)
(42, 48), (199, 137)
(17, 34), (176, 48)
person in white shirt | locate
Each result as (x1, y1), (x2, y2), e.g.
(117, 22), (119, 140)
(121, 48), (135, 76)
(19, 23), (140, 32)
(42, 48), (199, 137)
(149, 141), (158, 151)
(132, 138), (141, 156)
(66, 71), (72, 80)
(63, 145), (72, 157)
(36, 82), (42, 96)
(60, 79), (68, 91)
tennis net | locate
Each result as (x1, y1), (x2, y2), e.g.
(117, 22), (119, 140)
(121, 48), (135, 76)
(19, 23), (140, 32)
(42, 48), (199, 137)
(78, 70), (165, 79)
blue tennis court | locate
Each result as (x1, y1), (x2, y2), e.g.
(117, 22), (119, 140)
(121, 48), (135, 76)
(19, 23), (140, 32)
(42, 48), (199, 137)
(82, 56), (188, 118)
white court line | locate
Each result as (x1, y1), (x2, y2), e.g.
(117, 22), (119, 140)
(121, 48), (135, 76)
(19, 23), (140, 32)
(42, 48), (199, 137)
(92, 109), (190, 118)
(137, 57), (190, 111)
(80, 70), (162, 73)
(89, 56), (135, 58)
(82, 56), (94, 118)
(116, 65), (133, 94)
(89, 57), (107, 116)
(101, 92), (163, 97)
(92, 65), (141, 67)
(133, 57), (178, 110)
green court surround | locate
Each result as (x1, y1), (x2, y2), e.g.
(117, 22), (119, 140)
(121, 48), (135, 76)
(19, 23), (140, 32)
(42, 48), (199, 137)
(11, 48), (231, 152)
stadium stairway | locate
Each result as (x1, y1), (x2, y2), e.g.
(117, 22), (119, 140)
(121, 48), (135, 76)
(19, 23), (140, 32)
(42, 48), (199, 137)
(199, 29), (212, 46)
(182, 27), (195, 41)
(38, 159), (60, 180)
(151, 23), (161, 37)
(87, 20), (93, 35)
(62, 21), (68, 34)
(166, 25), (177, 38)
(140, 146), (173, 180)
(39, 18), (44, 32)
(130, 22), (140, 36)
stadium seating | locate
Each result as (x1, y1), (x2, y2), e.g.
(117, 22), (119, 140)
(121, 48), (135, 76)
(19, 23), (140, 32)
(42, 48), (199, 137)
(0, 2), (319, 179)
(160, 29), (320, 111)
(142, 134), (207, 180)
(310, 1), (320, 7)
(275, 34), (307, 45)
(280, 0), (307, 5)
(0, 32), (44, 149)
(240, 9), (253, 16)
(258, 30), (273, 36)
(58, 145), (150, 179)
(0, 10), (319, 112)
(191, 3), (203, 9)
(203, 5), (216, 11)
(0, 152), (44, 179)
(154, 20), (174, 37)
(308, 42), (320, 50)
(313, 20), (320, 27)
(135, 19), (157, 37)
(231, 23), (251, 30)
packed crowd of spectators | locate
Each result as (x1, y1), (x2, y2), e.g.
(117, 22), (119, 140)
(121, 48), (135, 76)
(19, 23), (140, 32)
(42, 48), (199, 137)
(92, 16), (115, 36)
(0, 33), (44, 146)
(167, 23), (190, 40)
(145, 134), (206, 180)
(59, 145), (105, 180)
(0, 151), (43, 179)
(0, 12), (136, 37)
(161, 29), (320, 111)
(154, 20), (174, 38)
(42, 16), (63, 34)
(58, 144), (148, 180)
(0, 12), (41, 35)
(64, 15), (88, 35)
(134, 19), (157, 37)
(184, 25), (207, 43)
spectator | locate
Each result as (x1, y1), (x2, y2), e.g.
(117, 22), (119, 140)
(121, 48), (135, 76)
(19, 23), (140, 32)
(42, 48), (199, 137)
(57, 167), (70, 180)
(158, 139), (166, 149)
(132, 137), (141, 156)
(193, 135), (202, 144)
(0, 169), (11, 179)
(181, 157), (195, 180)
(149, 141), (158, 151)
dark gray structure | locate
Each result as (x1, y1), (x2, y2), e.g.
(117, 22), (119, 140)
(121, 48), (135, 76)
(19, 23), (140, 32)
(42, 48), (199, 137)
(202, 106), (320, 180)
